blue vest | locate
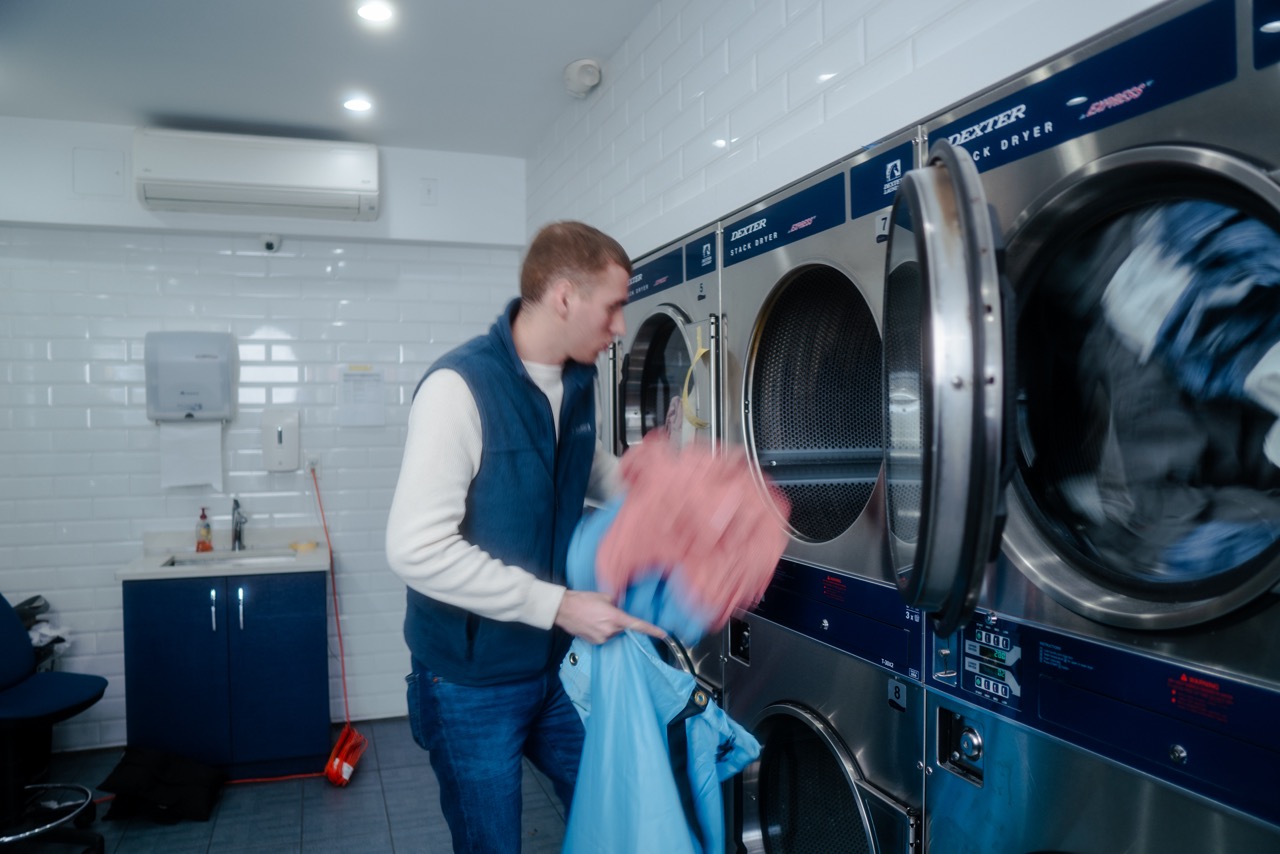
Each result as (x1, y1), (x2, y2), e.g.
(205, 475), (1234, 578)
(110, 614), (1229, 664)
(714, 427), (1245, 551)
(404, 298), (599, 686)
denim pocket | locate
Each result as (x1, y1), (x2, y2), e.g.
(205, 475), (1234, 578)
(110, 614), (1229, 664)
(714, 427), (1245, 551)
(405, 670), (430, 752)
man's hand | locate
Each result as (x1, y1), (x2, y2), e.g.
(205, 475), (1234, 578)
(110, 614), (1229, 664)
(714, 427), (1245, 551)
(554, 589), (665, 645)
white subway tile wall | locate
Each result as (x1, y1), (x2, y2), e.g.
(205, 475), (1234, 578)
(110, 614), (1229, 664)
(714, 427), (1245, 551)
(0, 224), (520, 750)
(526, 0), (1161, 251)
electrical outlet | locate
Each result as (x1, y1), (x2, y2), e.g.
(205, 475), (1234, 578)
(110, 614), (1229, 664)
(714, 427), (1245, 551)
(306, 457), (320, 471)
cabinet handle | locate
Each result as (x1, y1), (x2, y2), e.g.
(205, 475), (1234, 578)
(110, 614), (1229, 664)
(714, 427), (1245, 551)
(210, 587), (217, 632)
(238, 586), (245, 630)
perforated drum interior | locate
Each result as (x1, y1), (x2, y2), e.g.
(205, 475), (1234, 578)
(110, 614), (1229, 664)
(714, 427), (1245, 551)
(753, 714), (872, 854)
(748, 265), (883, 543)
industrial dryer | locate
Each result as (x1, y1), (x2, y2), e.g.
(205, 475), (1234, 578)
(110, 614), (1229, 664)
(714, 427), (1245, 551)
(881, 0), (1280, 848)
(613, 225), (724, 691)
(721, 136), (929, 853)
(618, 225), (720, 456)
(725, 604), (923, 854)
(720, 137), (922, 584)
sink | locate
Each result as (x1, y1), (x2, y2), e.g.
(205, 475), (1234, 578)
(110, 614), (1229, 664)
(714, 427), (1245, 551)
(121, 528), (329, 582)
(162, 548), (298, 569)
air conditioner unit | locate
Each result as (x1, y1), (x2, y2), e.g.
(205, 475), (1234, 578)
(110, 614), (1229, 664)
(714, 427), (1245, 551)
(134, 128), (379, 221)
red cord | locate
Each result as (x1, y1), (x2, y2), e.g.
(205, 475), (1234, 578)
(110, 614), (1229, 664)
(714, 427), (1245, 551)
(228, 772), (324, 784)
(312, 466), (352, 726)
(92, 768), (325, 803)
(213, 468), (366, 788)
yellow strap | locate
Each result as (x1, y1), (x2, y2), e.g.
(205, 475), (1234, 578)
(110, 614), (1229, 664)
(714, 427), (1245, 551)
(681, 326), (711, 429)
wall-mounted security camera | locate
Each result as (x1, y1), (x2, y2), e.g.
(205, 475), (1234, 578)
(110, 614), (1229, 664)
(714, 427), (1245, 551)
(261, 234), (282, 253)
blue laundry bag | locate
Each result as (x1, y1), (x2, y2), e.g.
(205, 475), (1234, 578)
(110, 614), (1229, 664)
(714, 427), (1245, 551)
(559, 498), (760, 854)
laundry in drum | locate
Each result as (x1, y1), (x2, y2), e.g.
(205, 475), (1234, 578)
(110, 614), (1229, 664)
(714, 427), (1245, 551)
(1101, 200), (1280, 408)
(1030, 199), (1280, 586)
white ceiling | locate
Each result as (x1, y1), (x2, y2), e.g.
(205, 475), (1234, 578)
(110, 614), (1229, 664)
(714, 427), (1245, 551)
(0, 0), (658, 159)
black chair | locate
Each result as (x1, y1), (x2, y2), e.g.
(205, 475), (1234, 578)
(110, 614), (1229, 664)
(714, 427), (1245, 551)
(0, 592), (107, 852)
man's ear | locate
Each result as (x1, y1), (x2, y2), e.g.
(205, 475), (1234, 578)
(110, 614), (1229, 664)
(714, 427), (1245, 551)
(549, 277), (575, 318)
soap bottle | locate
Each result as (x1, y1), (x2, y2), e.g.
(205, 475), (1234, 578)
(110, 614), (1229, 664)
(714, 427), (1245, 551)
(196, 507), (213, 552)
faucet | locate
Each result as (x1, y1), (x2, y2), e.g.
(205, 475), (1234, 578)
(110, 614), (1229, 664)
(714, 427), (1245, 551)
(231, 498), (247, 551)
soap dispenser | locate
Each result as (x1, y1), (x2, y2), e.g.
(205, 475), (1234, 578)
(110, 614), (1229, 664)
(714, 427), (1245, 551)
(196, 507), (213, 552)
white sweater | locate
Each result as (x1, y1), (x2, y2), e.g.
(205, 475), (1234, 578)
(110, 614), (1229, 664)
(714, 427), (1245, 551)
(385, 363), (620, 630)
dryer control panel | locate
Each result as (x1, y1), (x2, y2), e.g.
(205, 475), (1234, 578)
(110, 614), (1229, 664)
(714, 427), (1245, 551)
(959, 620), (1023, 710)
(927, 611), (1280, 828)
(748, 558), (924, 681)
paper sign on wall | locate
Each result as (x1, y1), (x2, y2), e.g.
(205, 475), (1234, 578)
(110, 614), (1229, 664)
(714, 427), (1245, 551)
(338, 365), (386, 427)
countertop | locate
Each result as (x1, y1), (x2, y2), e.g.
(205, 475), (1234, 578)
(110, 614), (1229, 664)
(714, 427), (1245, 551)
(117, 525), (331, 581)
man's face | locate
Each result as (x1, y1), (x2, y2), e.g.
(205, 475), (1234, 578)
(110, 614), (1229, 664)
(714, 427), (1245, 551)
(565, 261), (629, 364)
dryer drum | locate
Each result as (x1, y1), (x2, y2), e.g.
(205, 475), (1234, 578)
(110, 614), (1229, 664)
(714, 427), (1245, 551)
(746, 713), (872, 854)
(1017, 192), (1280, 600)
(748, 265), (883, 543)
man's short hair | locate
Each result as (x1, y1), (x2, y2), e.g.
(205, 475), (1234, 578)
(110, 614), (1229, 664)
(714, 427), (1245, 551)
(520, 221), (632, 303)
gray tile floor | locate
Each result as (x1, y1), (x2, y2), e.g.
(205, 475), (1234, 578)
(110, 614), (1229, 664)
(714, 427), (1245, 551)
(30, 718), (567, 853)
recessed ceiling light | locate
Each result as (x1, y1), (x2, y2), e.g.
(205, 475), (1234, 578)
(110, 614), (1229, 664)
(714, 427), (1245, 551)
(344, 98), (373, 112)
(1262, 20), (1280, 33)
(1066, 96), (1088, 106)
(358, 2), (394, 23)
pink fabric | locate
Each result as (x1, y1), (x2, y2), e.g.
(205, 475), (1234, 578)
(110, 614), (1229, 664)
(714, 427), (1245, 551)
(596, 436), (791, 630)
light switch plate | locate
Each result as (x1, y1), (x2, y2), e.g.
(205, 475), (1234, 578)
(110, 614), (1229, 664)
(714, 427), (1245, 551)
(262, 409), (300, 472)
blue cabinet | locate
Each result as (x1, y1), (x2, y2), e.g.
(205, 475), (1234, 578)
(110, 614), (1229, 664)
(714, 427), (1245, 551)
(122, 571), (330, 777)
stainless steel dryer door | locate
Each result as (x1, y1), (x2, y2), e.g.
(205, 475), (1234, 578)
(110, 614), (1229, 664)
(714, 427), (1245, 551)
(881, 139), (1007, 635)
(620, 305), (717, 452)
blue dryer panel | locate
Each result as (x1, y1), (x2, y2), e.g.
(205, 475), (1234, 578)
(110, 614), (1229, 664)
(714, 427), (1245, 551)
(1256, 0), (1280, 68)
(849, 140), (916, 222)
(629, 246), (684, 300)
(723, 173), (846, 267)
(685, 232), (718, 281)
(932, 0), (1236, 172)
(752, 558), (924, 681)
(930, 616), (1280, 826)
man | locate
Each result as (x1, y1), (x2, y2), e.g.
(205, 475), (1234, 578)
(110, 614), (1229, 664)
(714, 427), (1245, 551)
(386, 220), (663, 853)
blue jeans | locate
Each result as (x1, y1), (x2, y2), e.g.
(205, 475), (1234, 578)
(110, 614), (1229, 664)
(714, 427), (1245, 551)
(406, 660), (584, 853)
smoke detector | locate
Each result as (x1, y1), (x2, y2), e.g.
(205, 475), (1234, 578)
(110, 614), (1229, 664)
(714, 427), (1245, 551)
(564, 59), (603, 98)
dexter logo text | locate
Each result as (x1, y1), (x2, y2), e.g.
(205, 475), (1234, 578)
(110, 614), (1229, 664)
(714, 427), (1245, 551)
(946, 104), (1027, 145)
(730, 219), (768, 241)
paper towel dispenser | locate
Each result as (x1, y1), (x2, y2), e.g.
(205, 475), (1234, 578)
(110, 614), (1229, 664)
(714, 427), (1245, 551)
(145, 331), (238, 421)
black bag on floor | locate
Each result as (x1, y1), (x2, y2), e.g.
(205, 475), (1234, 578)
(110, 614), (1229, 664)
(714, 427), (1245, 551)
(98, 747), (224, 824)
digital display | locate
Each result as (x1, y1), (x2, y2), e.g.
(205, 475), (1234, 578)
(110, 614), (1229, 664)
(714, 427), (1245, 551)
(978, 646), (1007, 663)
(978, 663), (1006, 680)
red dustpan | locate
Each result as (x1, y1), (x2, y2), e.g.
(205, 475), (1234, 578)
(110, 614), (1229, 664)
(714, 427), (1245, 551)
(325, 722), (368, 786)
